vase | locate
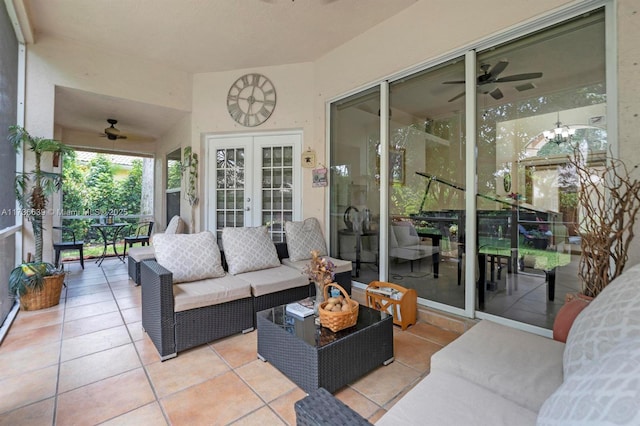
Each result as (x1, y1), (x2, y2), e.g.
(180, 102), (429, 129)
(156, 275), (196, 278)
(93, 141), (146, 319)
(553, 293), (593, 343)
(313, 282), (325, 314)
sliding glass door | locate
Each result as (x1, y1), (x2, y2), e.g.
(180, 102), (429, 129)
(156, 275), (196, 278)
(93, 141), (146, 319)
(473, 10), (606, 328)
(329, 6), (608, 330)
(329, 87), (380, 281)
(387, 60), (467, 309)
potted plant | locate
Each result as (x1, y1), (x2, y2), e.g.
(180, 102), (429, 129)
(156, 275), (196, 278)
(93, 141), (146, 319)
(553, 146), (640, 341)
(8, 125), (74, 310)
(180, 146), (199, 233)
(569, 148), (640, 298)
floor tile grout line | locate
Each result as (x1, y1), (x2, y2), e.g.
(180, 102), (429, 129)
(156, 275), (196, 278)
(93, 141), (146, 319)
(51, 261), (81, 426)
(102, 261), (173, 425)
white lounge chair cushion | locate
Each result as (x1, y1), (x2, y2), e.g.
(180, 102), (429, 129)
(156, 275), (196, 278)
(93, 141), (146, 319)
(377, 370), (537, 426)
(153, 231), (225, 283)
(285, 218), (328, 261)
(222, 226), (281, 275)
(431, 320), (565, 412)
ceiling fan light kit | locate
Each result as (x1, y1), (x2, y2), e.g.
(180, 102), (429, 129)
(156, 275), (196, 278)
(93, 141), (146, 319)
(102, 118), (127, 140)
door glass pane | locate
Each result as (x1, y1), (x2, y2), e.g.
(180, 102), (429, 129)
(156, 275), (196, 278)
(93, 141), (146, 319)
(475, 10), (605, 328)
(216, 147), (246, 242)
(261, 146), (293, 242)
(329, 87), (381, 280)
(389, 58), (467, 309)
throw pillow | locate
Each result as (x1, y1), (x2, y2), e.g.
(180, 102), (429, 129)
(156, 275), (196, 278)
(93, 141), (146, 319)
(563, 263), (640, 378)
(165, 215), (185, 234)
(222, 226), (281, 275)
(284, 218), (328, 261)
(153, 231), (225, 283)
(537, 339), (640, 425)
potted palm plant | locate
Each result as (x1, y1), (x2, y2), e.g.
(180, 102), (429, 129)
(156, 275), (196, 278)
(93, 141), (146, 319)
(8, 125), (74, 310)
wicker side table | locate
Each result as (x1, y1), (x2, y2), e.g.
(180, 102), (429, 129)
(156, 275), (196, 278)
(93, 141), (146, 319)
(257, 304), (393, 394)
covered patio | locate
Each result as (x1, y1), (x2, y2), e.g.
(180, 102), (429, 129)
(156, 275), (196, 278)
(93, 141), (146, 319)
(0, 258), (460, 424)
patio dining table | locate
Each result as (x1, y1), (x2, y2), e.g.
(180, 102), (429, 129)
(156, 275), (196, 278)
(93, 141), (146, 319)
(91, 222), (128, 266)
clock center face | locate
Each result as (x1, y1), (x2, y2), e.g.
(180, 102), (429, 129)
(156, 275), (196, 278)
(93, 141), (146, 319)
(227, 73), (276, 127)
(245, 94), (257, 106)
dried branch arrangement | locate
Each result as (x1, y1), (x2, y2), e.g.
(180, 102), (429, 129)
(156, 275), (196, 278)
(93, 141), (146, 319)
(568, 148), (640, 297)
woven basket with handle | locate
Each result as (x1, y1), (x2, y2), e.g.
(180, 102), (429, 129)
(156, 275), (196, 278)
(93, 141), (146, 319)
(318, 283), (359, 332)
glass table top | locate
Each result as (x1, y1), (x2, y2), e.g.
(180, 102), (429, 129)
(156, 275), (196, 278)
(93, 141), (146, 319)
(259, 302), (390, 349)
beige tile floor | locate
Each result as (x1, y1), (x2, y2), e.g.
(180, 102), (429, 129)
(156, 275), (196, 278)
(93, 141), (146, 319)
(0, 258), (461, 425)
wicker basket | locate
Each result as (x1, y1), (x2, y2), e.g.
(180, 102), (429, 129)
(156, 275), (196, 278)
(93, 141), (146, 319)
(19, 274), (65, 311)
(318, 283), (359, 332)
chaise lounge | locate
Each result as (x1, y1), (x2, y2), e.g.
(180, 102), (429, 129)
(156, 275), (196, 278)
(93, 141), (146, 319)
(296, 262), (640, 425)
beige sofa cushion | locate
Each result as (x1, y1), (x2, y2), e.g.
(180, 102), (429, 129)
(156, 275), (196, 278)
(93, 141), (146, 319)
(431, 320), (565, 412)
(153, 231), (225, 283)
(222, 226), (281, 275)
(563, 263), (640, 378)
(538, 339), (640, 426)
(377, 370), (537, 426)
(173, 274), (252, 312)
(285, 218), (328, 261)
(282, 257), (352, 275)
(127, 245), (155, 262)
(235, 264), (307, 297)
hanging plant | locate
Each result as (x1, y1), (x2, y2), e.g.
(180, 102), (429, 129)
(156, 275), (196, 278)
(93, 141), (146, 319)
(181, 146), (199, 207)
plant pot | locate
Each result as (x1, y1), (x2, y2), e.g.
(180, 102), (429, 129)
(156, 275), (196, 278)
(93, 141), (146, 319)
(19, 274), (65, 311)
(552, 293), (593, 343)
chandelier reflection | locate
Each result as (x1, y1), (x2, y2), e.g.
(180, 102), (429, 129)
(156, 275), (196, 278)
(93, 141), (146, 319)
(543, 112), (576, 144)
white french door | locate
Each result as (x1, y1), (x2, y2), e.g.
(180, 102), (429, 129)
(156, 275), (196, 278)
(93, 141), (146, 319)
(205, 131), (302, 243)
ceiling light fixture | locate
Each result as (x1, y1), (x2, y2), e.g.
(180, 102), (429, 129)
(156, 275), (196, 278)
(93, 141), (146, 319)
(543, 112), (576, 144)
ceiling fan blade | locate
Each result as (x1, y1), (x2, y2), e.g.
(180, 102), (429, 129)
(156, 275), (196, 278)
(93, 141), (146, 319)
(494, 72), (543, 83)
(448, 91), (466, 102)
(488, 60), (509, 78)
(442, 80), (465, 84)
(489, 88), (504, 100)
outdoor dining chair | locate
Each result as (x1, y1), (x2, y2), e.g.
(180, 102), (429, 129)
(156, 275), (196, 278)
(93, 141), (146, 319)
(123, 221), (154, 256)
(53, 226), (85, 269)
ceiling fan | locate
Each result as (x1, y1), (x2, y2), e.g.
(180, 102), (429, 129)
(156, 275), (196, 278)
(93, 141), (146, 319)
(443, 60), (543, 102)
(101, 118), (127, 140)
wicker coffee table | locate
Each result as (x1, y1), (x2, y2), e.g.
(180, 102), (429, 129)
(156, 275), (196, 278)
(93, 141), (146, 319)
(257, 303), (394, 394)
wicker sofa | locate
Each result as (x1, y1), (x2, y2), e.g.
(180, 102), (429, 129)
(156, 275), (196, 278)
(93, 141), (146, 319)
(296, 262), (640, 425)
(141, 227), (312, 360)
